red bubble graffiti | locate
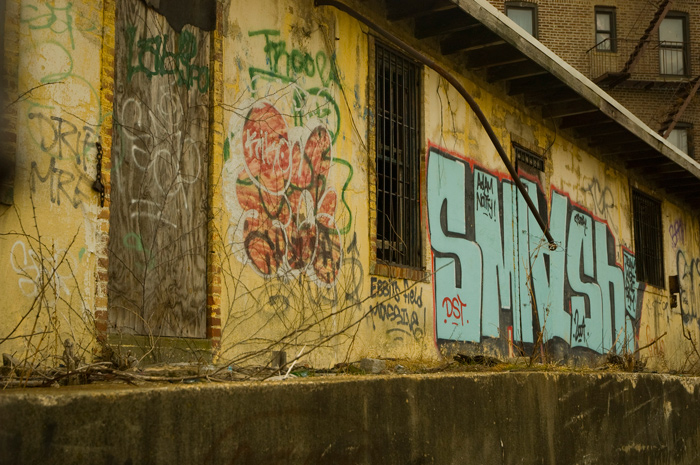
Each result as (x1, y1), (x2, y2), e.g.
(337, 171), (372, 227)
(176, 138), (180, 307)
(236, 103), (342, 285)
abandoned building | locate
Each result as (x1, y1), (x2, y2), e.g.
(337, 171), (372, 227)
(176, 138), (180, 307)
(1, 0), (699, 374)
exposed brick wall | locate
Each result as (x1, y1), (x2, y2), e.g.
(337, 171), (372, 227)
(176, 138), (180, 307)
(487, 0), (700, 160)
(206, 2), (225, 357)
(95, 0), (116, 352)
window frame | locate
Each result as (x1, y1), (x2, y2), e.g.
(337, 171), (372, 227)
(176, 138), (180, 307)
(659, 12), (690, 76)
(370, 39), (424, 278)
(631, 189), (665, 288)
(594, 6), (617, 52)
(505, 1), (538, 38)
(667, 122), (692, 156)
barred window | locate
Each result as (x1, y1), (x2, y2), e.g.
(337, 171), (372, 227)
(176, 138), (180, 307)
(659, 14), (689, 76)
(375, 42), (421, 268)
(632, 189), (664, 287)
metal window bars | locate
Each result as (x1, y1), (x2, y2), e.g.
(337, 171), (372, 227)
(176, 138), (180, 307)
(375, 42), (422, 269)
(632, 189), (665, 288)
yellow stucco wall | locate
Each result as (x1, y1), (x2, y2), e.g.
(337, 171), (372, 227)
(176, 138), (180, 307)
(0, 0), (104, 364)
(2, 0), (700, 372)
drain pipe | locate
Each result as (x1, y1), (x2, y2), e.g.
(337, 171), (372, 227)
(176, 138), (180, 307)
(315, 0), (557, 250)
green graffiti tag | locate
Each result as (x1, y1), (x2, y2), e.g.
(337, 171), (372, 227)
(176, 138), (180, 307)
(248, 29), (340, 87)
(248, 29), (341, 143)
(332, 158), (354, 236)
(21, 1), (105, 212)
(22, 2), (76, 49)
(125, 26), (210, 93)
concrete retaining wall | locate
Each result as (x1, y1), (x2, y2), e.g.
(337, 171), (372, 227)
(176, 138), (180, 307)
(1, 372), (700, 464)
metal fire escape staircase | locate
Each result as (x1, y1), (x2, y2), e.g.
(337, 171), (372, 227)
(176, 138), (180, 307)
(660, 76), (700, 138)
(596, 0), (674, 88)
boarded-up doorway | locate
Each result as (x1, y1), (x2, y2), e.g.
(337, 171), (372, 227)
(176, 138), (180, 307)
(108, 0), (209, 338)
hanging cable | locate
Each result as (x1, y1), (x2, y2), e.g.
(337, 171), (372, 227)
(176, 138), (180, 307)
(315, 0), (557, 249)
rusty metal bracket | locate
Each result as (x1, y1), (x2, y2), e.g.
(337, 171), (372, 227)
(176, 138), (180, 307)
(92, 141), (105, 208)
(315, 0), (557, 249)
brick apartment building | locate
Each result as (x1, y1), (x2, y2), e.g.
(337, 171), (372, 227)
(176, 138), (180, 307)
(489, 0), (700, 160)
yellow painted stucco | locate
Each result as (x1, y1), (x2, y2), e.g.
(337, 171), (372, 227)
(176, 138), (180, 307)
(0, 0), (104, 364)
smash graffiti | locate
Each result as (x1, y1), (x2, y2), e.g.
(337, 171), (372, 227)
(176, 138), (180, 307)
(370, 277), (426, 341)
(235, 102), (342, 286)
(427, 146), (639, 354)
(125, 26), (210, 93)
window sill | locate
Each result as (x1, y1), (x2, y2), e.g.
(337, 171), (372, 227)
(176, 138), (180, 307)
(371, 261), (428, 282)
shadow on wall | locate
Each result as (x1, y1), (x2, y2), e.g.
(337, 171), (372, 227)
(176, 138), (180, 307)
(143, 0), (216, 32)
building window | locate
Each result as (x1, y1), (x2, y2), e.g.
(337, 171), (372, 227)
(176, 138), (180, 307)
(505, 2), (538, 37)
(659, 14), (688, 76)
(667, 124), (691, 155)
(595, 7), (616, 52)
(632, 190), (664, 288)
(375, 42), (422, 269)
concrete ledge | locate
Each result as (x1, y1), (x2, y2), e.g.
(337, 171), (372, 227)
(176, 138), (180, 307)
(1, 372), (700, 464)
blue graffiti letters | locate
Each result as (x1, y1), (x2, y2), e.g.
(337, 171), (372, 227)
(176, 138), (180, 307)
(427, 146), (638, 353)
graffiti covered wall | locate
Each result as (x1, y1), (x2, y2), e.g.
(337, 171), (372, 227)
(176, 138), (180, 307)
(3, 0), (700, 371)
(212, 0), (700, 367)
(218, 1), (372, 364)
(0, 0), (104, 361)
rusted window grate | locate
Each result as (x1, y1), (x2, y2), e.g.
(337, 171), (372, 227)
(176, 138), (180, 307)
(632, 189), (664, 288)
(375, 42), (421, 268)
(514, 145), (544, 172)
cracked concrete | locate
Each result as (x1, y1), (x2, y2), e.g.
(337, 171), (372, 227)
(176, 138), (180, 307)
(1, 372), (700, 464)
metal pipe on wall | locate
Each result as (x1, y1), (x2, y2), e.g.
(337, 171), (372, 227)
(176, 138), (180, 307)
(315, 0), (557, 249)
